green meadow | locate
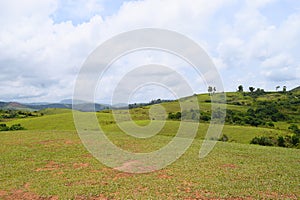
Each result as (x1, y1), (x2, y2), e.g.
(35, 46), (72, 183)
(0, 91), (299, 199)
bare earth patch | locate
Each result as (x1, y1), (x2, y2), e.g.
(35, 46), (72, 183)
(220, 164), (238, 169)
(35, 161), (62, 172)
(73, 162), (90, 169)
(0, 190), (8, 196)
(0, 189), (58, 200)
(114, 160), (156, 173)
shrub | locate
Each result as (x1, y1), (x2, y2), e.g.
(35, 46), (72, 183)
(267, 122), (275, 127)
(168, 112), (181, 120)
(9, 124), (25, 131)
(0, 124), (9, 131)
(288, 124), (299, 133)
(250, 136), (274, 146)
(277, 136), (285, 147)
(200, 114), (210, 121)
(219, 134), (229, 142)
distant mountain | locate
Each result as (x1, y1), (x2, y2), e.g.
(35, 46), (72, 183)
(0, 101), (111, 112)
(23, 102), (51, 106)
(60, 99), (89, 104)
(111, 103), (129, 109)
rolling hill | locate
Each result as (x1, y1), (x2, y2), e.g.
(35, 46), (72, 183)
(0, 88), (299, 199)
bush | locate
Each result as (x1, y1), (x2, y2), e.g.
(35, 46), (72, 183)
(168, 112), (181, 120)
(0, 124), (9, 131)
(250, 136), (274, 146)
(252, 134), (300, 148)
(289, 124), (299, 132)
(9, 124), (25, 131)
(277, 136), (285, 147)
(0, 124), (25, 131)
(219, 134), (229, 142)
(291, 134), (300, 146)
(267, 122), (275, 127)
(200, 114), (210, 121)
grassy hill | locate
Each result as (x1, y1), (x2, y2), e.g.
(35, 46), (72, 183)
(0, 90), (299, 199)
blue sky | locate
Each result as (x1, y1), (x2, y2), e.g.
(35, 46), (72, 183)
(51, 0), (127, 25)
(0, 0), (299, 103)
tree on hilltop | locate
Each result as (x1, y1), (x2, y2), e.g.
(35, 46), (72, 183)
(238, 85), (243, 92)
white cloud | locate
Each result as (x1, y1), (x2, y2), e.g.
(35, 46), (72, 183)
(261, 54), (293, 68)
(0, 0), (299, 103)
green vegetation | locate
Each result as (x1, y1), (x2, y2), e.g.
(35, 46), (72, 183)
(0, 110), (41, 121)
(0, 123), (25, 131)
(0, 88), (299, 199)
(250, 133), (299, 148)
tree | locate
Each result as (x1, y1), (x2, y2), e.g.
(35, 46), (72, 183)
(283, 86), (287, 93)
(238, 85), (243, 92)
(276, 86), (280, 91)
(0, 124), (9, 131)
(208, 86), (213, 95)
(213, 87), (216, 95)
(277, 136), (285, 147)
(249, 87), (255, 93)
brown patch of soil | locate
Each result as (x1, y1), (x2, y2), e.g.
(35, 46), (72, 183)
(157, 173), (172, 179)
(64, 140), (74, 144)
(24, 183), (30, 190)
(0, 190), (8, 196)
(114, 160), (156, 173)
(0, 189), (58, 200)
(64, 140), (81, 145)
(81, 153), (93, 158)
(73, 163), (89, 169)
(35, 161), (62, 172)
(113, 172), (134, 180)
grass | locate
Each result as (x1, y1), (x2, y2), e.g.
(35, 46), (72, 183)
(1, 90), (299, 199)
(0, 130), (299, 199)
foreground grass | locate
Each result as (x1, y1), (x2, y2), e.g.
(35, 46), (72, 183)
(0, 130), (299, 199)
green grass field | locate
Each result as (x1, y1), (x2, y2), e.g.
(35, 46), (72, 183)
(1, 91), (299, 199)
(1, 130), (299, 199)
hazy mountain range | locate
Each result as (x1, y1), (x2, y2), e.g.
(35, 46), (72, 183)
(1, 86), (299, 112)
(0, 99), (111, 112)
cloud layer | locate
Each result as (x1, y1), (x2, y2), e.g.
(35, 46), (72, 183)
(0, 0), (299, 103)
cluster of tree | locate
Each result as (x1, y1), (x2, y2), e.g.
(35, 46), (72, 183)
(0, 123), (25, 131)
(236, 85), (267, 98)
(274, 93), (300, 113)
(168, 109), (211, 122)
(251, 125), (300, 148)
(0, 110), (40, 120)
(207, 86), (217, 96)
(168, 102), (287, 127)
(129, 99), (174, 109)
(168, 112), (181, 120)
(275, 85), (287, 92)
(237, 85), (287, 93)
(226, 103), (287, 127)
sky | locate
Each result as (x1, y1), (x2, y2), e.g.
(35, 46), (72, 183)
(0, 0), (299, 103)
